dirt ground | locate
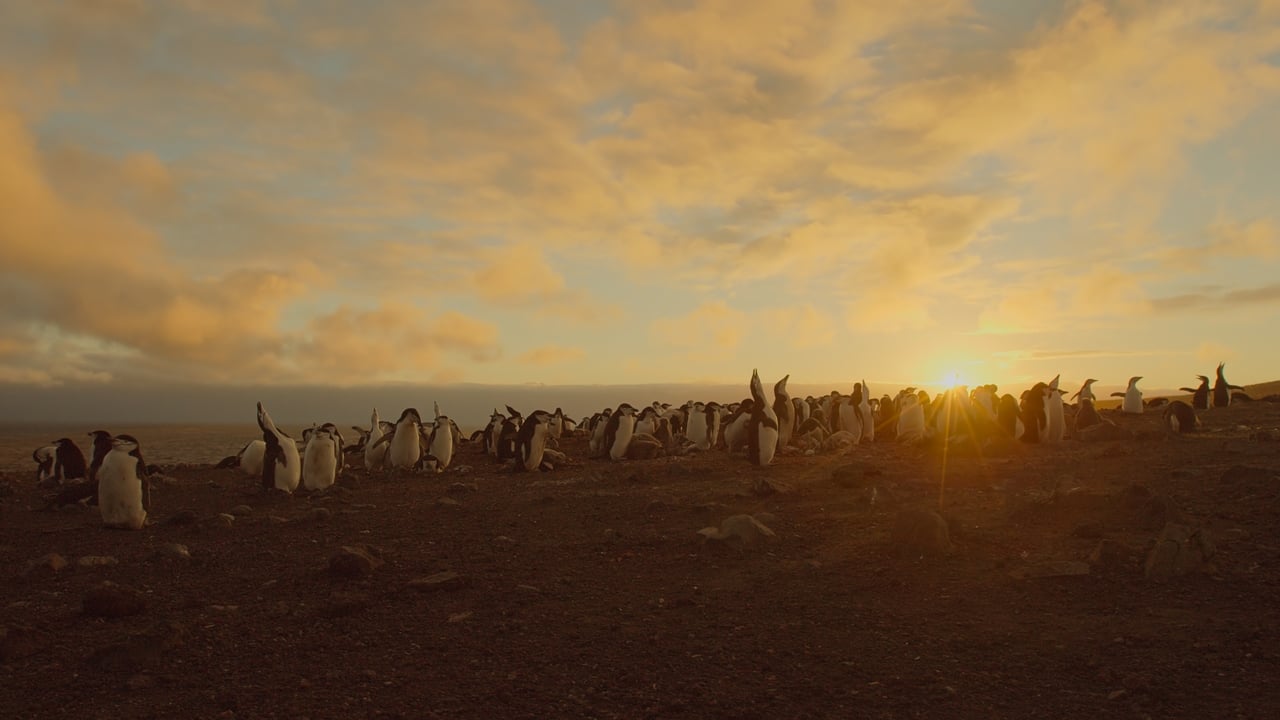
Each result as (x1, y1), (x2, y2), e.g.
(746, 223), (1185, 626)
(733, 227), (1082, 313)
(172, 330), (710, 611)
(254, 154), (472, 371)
(3, 401), (1279, 720)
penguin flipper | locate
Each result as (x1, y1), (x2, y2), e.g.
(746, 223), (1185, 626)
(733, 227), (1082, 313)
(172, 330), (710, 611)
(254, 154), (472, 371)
(1110, 392), (1126, 398)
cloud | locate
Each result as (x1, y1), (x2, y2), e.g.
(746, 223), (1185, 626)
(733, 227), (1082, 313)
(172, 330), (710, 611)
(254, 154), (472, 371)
(1158, 219), (1280, 270)
(516, 345), (586, 366)
(1149, 282), (1280, 314)
(1196, 341), (1236, 364)
(650, 301), (745, 350)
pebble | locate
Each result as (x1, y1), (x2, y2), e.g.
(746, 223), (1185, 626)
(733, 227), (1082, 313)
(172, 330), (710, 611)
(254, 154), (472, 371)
(227, 505), (253, 517)
(407, 571), (468, 592)
(27, 553), (68, 574)
(78, 555), (119, 567)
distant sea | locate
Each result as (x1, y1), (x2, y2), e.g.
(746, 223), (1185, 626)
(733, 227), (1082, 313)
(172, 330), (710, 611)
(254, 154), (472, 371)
(0, 423), (266, 474)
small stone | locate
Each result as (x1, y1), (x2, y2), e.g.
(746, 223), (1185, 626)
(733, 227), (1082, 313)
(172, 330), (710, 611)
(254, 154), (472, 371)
(27, 553), (68, 574)
(1107, 689), (1127, 701)
(890, 509), (952, 559)
(164, 509), (198, 526)
(447, 611), (473, 623)
(492, 535), (516, 547)
(214, 513), (235, 527)
(698, 514), (777, 550)
(516, 584), (540, 593)
(447, 482), (479, 494)
(83, 582), (146, 618)
(305, 507), (333, 522)
(156, 544), (191, 561)
(1145, 523), (1215, 580)
(77, 555), (119, 567)
(436, 497), (461, 507)
(407, 571), (468, 592)
(227, 505), (253, 517)
(268, 515), (290, 524)
(328, 546), (383, 579)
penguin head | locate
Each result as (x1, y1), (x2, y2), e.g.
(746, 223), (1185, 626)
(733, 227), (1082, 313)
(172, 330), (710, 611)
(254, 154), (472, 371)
(112, 434), (141, 452)
(398, 408), (422, 425)
(615, 403), (637, 416)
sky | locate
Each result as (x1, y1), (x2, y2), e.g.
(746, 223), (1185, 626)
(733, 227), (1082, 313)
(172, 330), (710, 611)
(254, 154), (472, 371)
(1, 0), (1279, 422)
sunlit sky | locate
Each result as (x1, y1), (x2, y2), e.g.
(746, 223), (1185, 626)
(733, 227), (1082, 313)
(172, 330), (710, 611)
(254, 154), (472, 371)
(2, 0), (1278, 399)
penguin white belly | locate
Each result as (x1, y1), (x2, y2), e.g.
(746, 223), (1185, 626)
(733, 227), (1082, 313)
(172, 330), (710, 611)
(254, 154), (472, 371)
(364, 427), (387, 471)
(897, 404), (925, 442)
(240, 440), (266, 476)
(839, 404), (862, 439)
(388, 429), (421, 469)
(1045, 395), (1065, 443)
(635, 417), (656, 436)
(522, 430), (547, 471)
(272, 441), (302, 492)
(724, 415), (750, 453)
(589, 421), (608, 455)
(687, 415), (711, 451)
(1123, 390), (1143, 414)
(302, 437), (338, 490)
(858, 403), (874, 442)
(98, 451), (146, 530)
(429, 430), (453, 471)
(610, 417), (636, 460)
(754, 416), (779, 465)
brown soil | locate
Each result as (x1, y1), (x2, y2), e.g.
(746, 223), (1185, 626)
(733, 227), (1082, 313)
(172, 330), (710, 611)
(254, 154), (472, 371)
(3, 403), (1280, 719)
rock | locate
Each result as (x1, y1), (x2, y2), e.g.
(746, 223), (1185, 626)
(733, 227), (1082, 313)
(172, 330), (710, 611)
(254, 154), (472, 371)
(1088, 539), (1137, 571)
(227, 505), (253, 517)
(26, 553), (68, 575)
(754, 512), (780, 526)
(447, 611), (473, 623)
(1009, 560), (1091, 579)
(436, 497), (461, 507)
(155, 544), (191, 561)
(890, 509), (952, 559)
(447, 482), (478, 494)
(83, 582), (147, 618)
(1145, 523), (1215, 581)
(329, 546), (383, 579)
(213, 513), (235, 527)
(698, 514), (777, 550)
(752, 476), (792, 496)
(407, 571), (468, 592)
(164, 509), (198, 526)
(0, 625), (52, 662)
(78, 555), (120, 568)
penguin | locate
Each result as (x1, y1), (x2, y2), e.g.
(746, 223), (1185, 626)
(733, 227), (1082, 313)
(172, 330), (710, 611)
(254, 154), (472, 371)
(746, 369), (780, 466)
(896, 391), (926, 443)
(588, 408), (612, 455)
(384, 407), (425, 470)
(258, 402), (302, 492)
(1045, 374), (1065, 443)
(604, 403), (638, 461)
(838, 388), (863, 441)
(425, 402), (454, 472)
(722, 399), (753, 454)
(483, 408), (505, 457)
(1111, 376), (1144, 414)
(685, 402), (721, 451)
(301, 423), (342, 491)
(1180, 376), (1210, 410)
(1213, 363), (1245, 408)
(236, 439), (267, 476)
(548, 407), (566, 441)
(772, 374), (795, 451)
(496, 407), (522, 462)
(365, 408), (389, 471)
(971, 386), (997, 420)
(876, 393), (898, 441)
(39, 438), (88, 487)
(42, 431), (112, 508)
(1162, 400), (1199, 434)
(857, 381), (874, 443)
(97, 434), (150, 530)
(1071, 379), (1098, 404)
(514, 410), (554, 472)
(997, 393), (1024, 440)
(635, 406), (660, 436)
(1019, 383), (1049, 443)
(84, 430), (114, 504)
(1074, 397), (1104, 433)
(32, 445), (56, 484)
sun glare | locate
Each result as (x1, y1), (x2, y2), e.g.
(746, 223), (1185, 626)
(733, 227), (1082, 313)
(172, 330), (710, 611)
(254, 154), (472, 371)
(941, 369), (967, 389)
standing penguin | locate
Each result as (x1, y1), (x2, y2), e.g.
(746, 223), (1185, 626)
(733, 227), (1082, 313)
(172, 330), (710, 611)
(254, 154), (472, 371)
(685, 402), (720, 451)
(41, 438), (88, 487)
(1074, 398), (1104, 433)
(364, 408), (389, 471)
(838, 388), (863, 441)
(896, 391), (926, 443)
(1071, 379), (1098, 404)
(385, 407), (425, 471)
(603, 403), (638, 461)
(722, 399), (753, 454)
(97, 434), (150, 530)
(1111, 377), (1144, 414)
(746, 369), (780, 466)
(857, 381), (874, 443)
(257, 402), (302, 493)
(772, 375), (795, 452)
(1213, 363), (1245, 408)
(1163, 400), (1200, 434)
(1045, 374), (1065, 443)
(1020, 383), (1049, 443)
(548, 408), (566, 442)
(1180, 376), (1210, 410)
(302, 423), (342, 491)
(997, 393), (1025, 440)
(514, 410), (553, 472)
(425, 402), (455, 472)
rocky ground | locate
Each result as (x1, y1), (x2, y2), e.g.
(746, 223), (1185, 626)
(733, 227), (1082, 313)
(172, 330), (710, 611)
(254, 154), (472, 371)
(2, 401), (1279, 719)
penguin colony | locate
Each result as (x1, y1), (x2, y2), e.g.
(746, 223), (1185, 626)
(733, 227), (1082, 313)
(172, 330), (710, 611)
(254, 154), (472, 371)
(31, 363), (1256, 528)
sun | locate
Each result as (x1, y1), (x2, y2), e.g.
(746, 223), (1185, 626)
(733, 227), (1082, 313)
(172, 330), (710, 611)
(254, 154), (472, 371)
(941, 369), (968, 389)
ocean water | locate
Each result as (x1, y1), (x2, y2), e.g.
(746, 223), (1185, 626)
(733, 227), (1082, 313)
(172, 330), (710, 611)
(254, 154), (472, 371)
(1, 423), (269, 474)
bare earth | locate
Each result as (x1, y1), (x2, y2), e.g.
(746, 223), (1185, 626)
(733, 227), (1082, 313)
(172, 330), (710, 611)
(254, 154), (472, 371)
(3, 402), (1279, 719)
